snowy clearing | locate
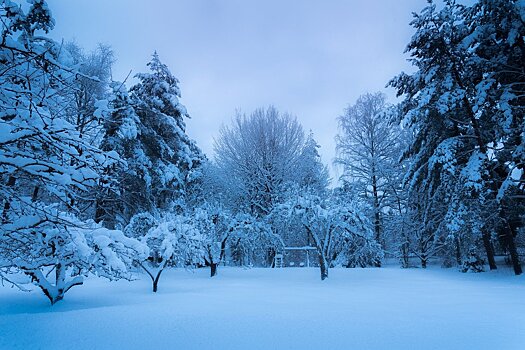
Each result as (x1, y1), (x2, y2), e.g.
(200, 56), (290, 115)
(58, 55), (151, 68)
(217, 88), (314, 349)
(1, 267), (524, 350)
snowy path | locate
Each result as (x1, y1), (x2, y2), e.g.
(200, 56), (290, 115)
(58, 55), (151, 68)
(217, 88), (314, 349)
(1, 267), (524, 349)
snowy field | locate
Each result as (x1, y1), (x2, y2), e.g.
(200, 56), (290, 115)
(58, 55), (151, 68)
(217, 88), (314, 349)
(1, 267), (524, 350)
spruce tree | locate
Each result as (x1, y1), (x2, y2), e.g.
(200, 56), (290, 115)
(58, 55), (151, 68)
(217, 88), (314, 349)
(99, 52), (204, 226)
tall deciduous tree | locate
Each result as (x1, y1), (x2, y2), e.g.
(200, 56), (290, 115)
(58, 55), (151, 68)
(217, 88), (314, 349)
(62, 41), (114, 141)
(214, 106), (305, 216)
(335, 92), (403, 250)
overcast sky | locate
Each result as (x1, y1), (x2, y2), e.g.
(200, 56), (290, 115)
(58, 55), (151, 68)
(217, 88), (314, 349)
(47, 0), (426, 180)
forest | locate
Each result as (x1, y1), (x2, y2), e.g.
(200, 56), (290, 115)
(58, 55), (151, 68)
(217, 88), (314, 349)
(0, 0), (524, 341)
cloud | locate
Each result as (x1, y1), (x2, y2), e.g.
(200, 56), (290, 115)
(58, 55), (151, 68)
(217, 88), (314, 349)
(47, 0), (425, 181)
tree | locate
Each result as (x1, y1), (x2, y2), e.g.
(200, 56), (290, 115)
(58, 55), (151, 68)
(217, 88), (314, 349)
(335, 92), (404, 251)
(125, 212), (204, 292)
(129, 51), (204, 213)
(228, 212), (283, 267)
(275, 191), (382, 280)
(62, 41), (114, 142)
(295, 132), (330, 195)
(98, 52), (204, 225)
(192, 204), (231, 277)
(389, 0), (524, 274)
(463, 0), (524, 274)
(0, 0), (145, 303)
(8, 214), (147, 304)
(214, 106), (305, 216)
(95, 81), (144, 228)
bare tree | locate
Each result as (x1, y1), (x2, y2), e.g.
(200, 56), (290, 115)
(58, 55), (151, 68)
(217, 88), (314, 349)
(62, 41), (115, 141)
(335, 93), (403, 251)
(214, 106), (305, 216)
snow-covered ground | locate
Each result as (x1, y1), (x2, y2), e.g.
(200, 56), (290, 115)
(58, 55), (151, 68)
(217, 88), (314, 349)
(1, 267), (524, 350)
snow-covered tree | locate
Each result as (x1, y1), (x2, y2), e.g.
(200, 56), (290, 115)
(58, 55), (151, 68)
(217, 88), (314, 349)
(98, 52), (205, 226)
(228, 212), (283, 267)
(125, 212), (204, 292)
(275, 192), (382, 280)
(192, 204), (231, 277)
(295, 132), (330, 195)
(389, 0), (524, 274)
(61, 41), (114, 142)
(4, 213), (147, 304)
(0, 0), (146, 303)
(335, 92), (404, 250)
(462, 0), (524, 274)
(214, 106), (305, 216)
(129, 52), (204, 211)
(95, 81), (144, 228)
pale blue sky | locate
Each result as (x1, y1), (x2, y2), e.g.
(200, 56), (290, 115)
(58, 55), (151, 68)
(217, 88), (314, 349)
(47, 0), (426, 179)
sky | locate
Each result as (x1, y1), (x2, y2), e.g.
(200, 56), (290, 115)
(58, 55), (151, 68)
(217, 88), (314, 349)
(46, 0), (426, 180)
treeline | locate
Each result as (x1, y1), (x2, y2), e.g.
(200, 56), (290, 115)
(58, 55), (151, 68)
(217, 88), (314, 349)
(0, 0), (523, 305)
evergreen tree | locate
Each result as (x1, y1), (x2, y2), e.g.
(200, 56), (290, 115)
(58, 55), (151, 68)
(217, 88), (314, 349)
(98, 52), (204, 226)
(296, 132), (330, 195)
(389, 0), (524, 273)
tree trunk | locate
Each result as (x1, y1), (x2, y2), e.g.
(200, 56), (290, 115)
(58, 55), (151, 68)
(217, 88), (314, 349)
(400, 241), (410, 268)
(399, 227), (410, 268)
(152, 269), (164, 292)
(503, 223), (522, 275)
(25, 266), (83, 305)
(455, 235), (462, 266)
(319, 253), (329, 280)
(210, 263), (218, 277)
(31, 185), (40, 202)
(371, 174), (381, 244)
(421, 255), (427, 269)
(267, 247), (276, 268)
(139, 261), (165, 293)
(219, 237), (228, 263)
(481, 229), (497, 270)
(94, 198), (106, 224)
(46, 289), (65, 305)
(152, 279), (158, 293)
(2, 176), (16, 223)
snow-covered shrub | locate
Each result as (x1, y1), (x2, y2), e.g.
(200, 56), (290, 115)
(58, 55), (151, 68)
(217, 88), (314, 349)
(192, 204), (231, 276)
(460, 249), (485, 273)
(342, 238), (384, 268)
(228, 213), (283, 267)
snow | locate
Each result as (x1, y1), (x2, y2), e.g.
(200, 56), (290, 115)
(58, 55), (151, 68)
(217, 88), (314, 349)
(1, 267), (524, 350)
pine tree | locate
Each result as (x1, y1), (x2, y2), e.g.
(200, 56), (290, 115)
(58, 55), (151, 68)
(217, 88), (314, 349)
(296, 132), (330, 194)
(129, 52), (204, 213)
(389, 0), (524, 274)
(99, 52), (204, 226)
